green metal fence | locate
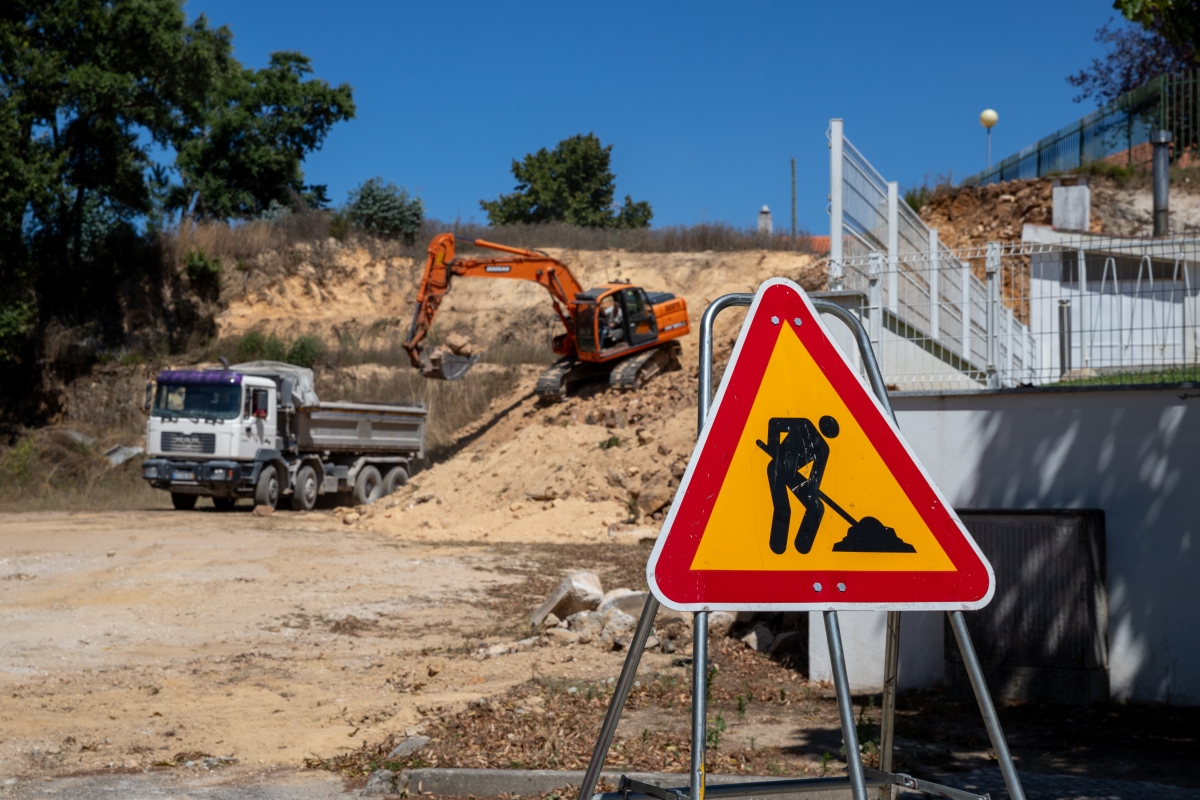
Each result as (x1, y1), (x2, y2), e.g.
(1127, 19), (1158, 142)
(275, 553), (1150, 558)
(964, 70), (1200, 186)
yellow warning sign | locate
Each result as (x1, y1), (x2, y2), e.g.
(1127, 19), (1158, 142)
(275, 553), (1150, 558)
(690, 320), (956, 573)
(646, 277), (994, 611)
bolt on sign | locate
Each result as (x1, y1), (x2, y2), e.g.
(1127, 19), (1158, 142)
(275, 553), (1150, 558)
(647, 278), (994, 611)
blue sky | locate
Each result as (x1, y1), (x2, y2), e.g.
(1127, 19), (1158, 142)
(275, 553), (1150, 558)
(183, 1), (1122, 234)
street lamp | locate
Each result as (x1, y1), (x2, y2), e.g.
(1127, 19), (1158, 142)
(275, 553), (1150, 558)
(980, 109), (999, 171)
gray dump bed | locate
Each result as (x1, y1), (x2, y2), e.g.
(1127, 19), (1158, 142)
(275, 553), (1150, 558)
(296, 401), (426, 457)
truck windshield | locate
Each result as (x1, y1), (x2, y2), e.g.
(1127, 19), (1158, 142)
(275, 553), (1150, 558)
(153, 383), (242, 420)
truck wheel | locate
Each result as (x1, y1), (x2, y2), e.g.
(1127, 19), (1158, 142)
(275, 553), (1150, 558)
(255, 465), (280, 509)
(171, 493), (197, 511)
(213, 497), (237, 511)
(292, 465), (318, 512)
(383, 466), (408, 496)
(354, 466), (382, 506)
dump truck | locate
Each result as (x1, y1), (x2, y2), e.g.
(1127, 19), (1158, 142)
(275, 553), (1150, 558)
(404, 233), (690, 400)
(141, 360), (425, 511)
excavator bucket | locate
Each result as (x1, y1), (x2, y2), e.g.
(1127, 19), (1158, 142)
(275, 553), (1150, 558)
(419, 349), (481, 381)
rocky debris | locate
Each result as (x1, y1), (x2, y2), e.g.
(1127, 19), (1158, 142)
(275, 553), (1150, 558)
(444, 332), (478, 357)
(607, 524), (658, 544)
(252, 504), (274, 517)
(598, 588), (648, 618)
(342, 512), (360, 525)
(479, 636), (539, 658)
(541, 613), (561, 629)
(363, 768), (395, 795)
(740, 623), (774, 653)
(708, 611), (735, 637)
(386, 735), (430, 759)
(563, 610), (601, 644)
(599, 608), (637, 650)
(529, 571), (603, 626)
(543, 627), (579, 645)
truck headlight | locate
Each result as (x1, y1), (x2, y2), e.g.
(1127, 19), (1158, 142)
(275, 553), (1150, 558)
(143, 466), (158, 479)
(210, 468), (227, 479)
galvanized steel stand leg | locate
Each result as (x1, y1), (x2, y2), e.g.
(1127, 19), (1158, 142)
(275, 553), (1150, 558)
(577, 596), (661, 800)
(691, 611), (709, 800)
(878, 610), (901, 800)
(824, 611), (868, 800)
(948, 611), (1026, 800)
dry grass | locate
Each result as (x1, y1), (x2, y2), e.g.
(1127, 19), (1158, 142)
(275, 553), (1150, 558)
(0, 428), (170, 512)
(443, 220), (818, 254)
(159, 211), (335, 269)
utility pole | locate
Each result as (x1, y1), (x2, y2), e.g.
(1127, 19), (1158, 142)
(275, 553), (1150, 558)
(791, 157), (797, 248)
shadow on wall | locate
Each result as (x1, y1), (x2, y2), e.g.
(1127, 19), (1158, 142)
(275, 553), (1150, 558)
(893, 387), (1198, 705)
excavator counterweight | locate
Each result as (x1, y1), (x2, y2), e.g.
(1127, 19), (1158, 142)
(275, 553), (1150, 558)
(403, 233), (690, 400)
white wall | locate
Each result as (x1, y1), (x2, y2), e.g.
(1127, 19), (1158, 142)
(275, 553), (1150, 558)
(808, 610), (944, 693)
(890, 386), (1199, 705)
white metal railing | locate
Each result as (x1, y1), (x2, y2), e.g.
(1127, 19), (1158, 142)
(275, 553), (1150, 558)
(838, 239), (1200, 390)
(829, 119), (1035, 389)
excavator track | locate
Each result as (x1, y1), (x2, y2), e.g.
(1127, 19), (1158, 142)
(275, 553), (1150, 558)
(609, 341), (682, 392)
(535, 359), (580, 403)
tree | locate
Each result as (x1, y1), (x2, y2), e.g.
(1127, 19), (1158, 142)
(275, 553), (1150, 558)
(1116, 0), (1200, 58)
(173, 52), (355, 219)
(1068, 3), (1198, 106)
(480, 133), (652, 228)
(0, 0), (354, 360)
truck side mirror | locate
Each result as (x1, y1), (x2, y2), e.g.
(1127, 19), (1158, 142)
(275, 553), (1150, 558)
(280, 379), (294, 411)
(144, 382), (154, 412)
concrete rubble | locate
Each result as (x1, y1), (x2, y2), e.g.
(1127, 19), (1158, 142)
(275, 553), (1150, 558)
(529, 571), (603, 626)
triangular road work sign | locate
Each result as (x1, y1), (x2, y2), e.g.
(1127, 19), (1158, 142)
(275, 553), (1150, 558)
(647, 278), (994, 611)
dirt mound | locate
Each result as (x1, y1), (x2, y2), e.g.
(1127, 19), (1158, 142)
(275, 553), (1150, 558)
(919, 173), (1200, 248)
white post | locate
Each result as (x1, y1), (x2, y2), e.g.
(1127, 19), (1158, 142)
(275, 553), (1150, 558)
(1005, 306), (1015, 386)
(869, 251), (884, 357)
(887, 182), (899, 314)
(829, 119), (844, 290)
(1078, 249), (1089, 368)
(986, 242), (1000, 388)
(962, 261), (972, 370)
(929, 228), (941, 342)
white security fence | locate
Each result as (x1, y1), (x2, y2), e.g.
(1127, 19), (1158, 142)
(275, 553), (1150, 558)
(827, 119), (1200, 390)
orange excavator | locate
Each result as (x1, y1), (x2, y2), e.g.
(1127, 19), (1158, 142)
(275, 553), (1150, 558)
(404, 233), (690, 401)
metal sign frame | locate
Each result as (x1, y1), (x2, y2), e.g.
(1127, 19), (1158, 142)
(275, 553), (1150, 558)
(575, 293), (1027, 800)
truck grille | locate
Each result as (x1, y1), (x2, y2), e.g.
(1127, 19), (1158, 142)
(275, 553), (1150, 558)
(160, 432), (216, 454)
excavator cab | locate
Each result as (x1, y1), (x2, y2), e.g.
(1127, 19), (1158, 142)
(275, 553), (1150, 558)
(574, 286), (660, 355)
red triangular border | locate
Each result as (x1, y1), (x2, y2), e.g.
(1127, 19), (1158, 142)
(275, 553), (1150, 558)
(646, 279), (994, 611)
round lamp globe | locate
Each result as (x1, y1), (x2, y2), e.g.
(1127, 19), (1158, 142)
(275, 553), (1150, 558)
(980, 109), (999, 129)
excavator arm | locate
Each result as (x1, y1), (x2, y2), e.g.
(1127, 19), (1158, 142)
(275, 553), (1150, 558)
(404, 233), (587, 379)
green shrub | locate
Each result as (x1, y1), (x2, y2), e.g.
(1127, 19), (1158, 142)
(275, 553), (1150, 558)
(234, 331), (266, 362)
(346, 178), (424, 243)
(184, 249), (222, 295)
(235, 330), (324, 366)
(286, 335), (326, 368)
